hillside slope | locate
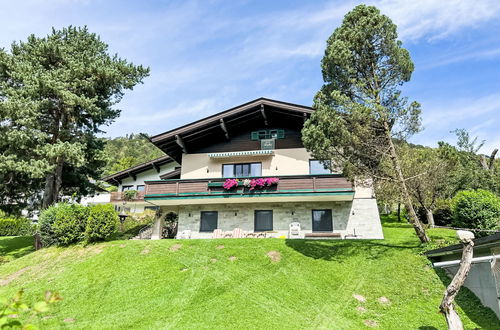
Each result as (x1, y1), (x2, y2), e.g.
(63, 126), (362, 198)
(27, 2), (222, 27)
(0, 221), (498, 329)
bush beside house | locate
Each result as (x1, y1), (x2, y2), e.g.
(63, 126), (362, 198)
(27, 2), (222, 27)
(85, 204), (119, 243)
(39, 203), (119, 246)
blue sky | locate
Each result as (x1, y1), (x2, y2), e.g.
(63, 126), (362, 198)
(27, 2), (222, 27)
(1, 0), (499, 153)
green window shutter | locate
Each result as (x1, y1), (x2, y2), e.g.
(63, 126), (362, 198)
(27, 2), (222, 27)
(277, 129), (285, 139)
(251, 131), (259, 140)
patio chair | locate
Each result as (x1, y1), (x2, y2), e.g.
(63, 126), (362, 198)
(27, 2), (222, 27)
(289, 222), (301, 239)
(232, 228), (243, 238)
(177, 230), (192, 239)
(212, 229), (223, 238)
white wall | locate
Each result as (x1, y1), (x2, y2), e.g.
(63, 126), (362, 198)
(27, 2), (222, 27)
(181, 148), (315, 179)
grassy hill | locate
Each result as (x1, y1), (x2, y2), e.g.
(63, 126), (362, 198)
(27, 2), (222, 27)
(0, 218), (498, 329)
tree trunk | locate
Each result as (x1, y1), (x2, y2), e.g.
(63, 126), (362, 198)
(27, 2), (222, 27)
(42, 157), (64, 209)
(384, 123), (429, 243)
(397, 203), (401, 222)
(426, 208), (435, 228)
(440, 231), (475, 330)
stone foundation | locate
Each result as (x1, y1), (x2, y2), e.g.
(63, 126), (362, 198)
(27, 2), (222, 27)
(171, 198), (383, 239)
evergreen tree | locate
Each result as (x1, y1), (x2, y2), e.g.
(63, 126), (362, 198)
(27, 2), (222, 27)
(302, 5), (429, 242)
(0, 26), (149, 209)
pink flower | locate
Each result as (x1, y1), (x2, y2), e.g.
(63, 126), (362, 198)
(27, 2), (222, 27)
(223, 179), (239, 190)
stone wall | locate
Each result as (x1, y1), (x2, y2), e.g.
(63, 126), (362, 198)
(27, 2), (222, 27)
(172, 198), (383, 239)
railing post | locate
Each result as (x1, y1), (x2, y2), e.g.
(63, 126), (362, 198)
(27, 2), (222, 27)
(313, 176), (317, 192)
(176, 182), (179, 196)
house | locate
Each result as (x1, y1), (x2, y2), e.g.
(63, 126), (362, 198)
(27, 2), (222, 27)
(425, 233), (500, 319)
(103, 98), (383, 239)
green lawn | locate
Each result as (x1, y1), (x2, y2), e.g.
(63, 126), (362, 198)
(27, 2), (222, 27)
(0, 236), (34, 263)
(0, 219), (498, 329)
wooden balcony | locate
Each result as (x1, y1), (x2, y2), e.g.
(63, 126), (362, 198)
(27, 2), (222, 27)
(110, 191), (146, 203)
(143, 174), (354, 205)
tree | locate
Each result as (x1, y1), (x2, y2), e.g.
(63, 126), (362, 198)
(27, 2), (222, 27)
(399, 144), (457, 227)
(0, 26), (149, 209)
(102, 133), (164, 177)
(439, 129), (499, 195)
(302, 5), (429, 242)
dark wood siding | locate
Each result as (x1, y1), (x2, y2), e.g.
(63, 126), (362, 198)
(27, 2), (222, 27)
(193, 127), (303, 154)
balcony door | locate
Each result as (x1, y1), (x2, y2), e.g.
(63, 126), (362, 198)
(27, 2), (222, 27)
(312, 209), (333, 232)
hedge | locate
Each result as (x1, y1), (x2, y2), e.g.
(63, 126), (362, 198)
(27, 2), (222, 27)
(39, 203), (119, 246)
(0, 217), (34, 236)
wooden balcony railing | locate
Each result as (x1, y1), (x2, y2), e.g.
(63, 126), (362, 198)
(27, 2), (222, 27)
(143, 174), (353, 199)
(110, 191), (146, 202)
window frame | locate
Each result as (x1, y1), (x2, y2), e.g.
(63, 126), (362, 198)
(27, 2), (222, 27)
(121, 185), (134, 192)
(311, 209), (333, 232)
(200, 211), (218, 232)
(136, 185), (145, 191)
(222, 162), (262, 178)
(309, 159), (332, 175)
(254, 210), (273, 232)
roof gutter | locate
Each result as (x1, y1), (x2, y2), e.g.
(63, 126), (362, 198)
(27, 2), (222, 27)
(432, 254), (500, 268)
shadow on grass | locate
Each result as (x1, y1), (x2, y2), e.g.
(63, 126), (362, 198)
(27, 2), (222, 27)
(0, 236), (35, 260)
(435, 268), (500, 329)
(285, 238), (420, 262)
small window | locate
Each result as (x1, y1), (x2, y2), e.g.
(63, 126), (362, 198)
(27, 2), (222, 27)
(223, 163), (262, 178)
(136, 185), (145, 191)
(309, 160), (331, 175)
(144, 206), (159, 211)
(250, 129), (285, 140)
(312, 209), (333, 232)
(121, 185), (133, 192)
(200, 211), (218, 232)
(254, 210), (273, 232)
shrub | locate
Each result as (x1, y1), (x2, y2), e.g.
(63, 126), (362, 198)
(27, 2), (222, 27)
(123, 190), (138, 201)
(85, 204), (119, 243)
(0, 217), (34, 236)
(116, 209), (156, 240)
(451, 189), (500, 235)
(433, 199), (453, 226)
(39, 203), (88, 246)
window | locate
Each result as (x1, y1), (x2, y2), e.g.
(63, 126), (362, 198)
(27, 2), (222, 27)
(136, 185), (145, 191)
(251, 129), (285, 140)
(144, 206), (159, 211)
(309, 160), (332, 175)
(222, 163), (262, 178)
(121, 185), (133, 192)
(254, 210), (273, 232)
(312, 209), (333, 232)
(200, 211), (218, 232)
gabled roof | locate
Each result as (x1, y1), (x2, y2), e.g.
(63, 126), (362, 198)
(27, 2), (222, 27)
(102, 155), (173, 185)
(150, 97), (313, 162)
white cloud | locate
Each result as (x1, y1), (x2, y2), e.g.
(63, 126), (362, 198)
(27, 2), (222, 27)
(376, 0), (500, 42)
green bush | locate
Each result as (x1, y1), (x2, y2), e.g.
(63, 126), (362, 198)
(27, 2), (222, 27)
(451, 189), (500, 235)
(39, 203), (88, 246)
(0, 217), (34, 236)
(85, 204), (119, 243)
(433, 199), (453, 226)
